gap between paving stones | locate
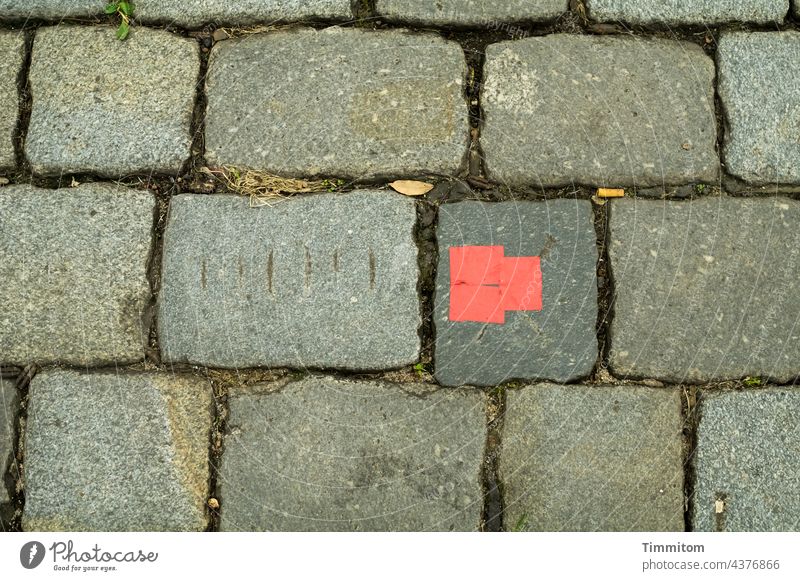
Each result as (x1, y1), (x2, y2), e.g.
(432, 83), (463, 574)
(2, 364), (35, 531)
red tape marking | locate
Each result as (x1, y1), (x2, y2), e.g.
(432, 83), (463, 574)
(449, 245), (542, 324)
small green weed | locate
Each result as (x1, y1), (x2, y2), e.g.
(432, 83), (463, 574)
(512, 513), (528, 532)
(105, 1), (135, 40)
(321, 179), (345, 192)
(413, 363), (426, 378)
(743, 376), (763, 387)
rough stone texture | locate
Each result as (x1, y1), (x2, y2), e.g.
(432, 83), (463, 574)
(694, 389), (800, 531)
(376, 0), (567, 25)
(136, 0), (351, 27)
(586, 0), (789, 25)
(718, 32), (800, 185)
(1, 380), (17, 511)
(0, 32), (23, 171)
(220, 376), (486, 531)
(434, 200), (597, 387)
(481, 35), (718, 188)
(0, 0), (99, 19)
(502, 384), (685, 531)
(609, 197), (800, 383)
(0, 184), (154, 366)
(205, 27), (468, 179)
(159, 192), (420, 370)
(26, 26), (199, 176)
(23, 370), (212, 532)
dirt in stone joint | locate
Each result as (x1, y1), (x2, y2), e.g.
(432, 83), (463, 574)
(1, 364), (37, 532)
(481, 387), (506, 532)
(681, 386), (700, 532)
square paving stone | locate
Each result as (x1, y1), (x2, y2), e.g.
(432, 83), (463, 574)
(1, 379), (17, 511)
(434, 200), (597, 387)
(26, 26), (199, 176)
(481, 35), (718, 188)
(135, 0), (351, 27)
(608, 197), (800, 383)
(220, 375), (486, 531)
(0, 0), (100, 19)
(586, 0), (789, 25)
(0, 31), (23, 172)
(205, 27), (468, 179)
(693, 389), (800, 531)
(376, 0), (567, 26)
(718, 32), (800, 185)
(158, 191), (420, 370)
(501, 384), (685, 531)
(0, 183), (154, 366)
(23, 370), (213, 532)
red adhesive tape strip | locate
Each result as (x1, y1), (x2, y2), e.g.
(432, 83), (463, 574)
(449, 246), (543, 324)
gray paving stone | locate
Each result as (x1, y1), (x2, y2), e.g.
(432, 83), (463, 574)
(376, 0), (567, 26)
(1, 379), (17, 510)
(159, 192), (420, 370)
(434, 200), (597, 387)
(23, 370), (212, 532)
(26, 26), (199, 176)
(693, 389), (800, 531)
(608, 197), (800, 383)
(136, 0), (351, 27)
(481, 35), (718, 188)
(0, 0), (99, 19)
(718, 32), (800, 185)
(0, 183), (154, 366)
(220, 375), (486, 531)
(501, 384), (685, 531)
(0, 32), (23, 172)
(586, 0), (789, 25)
(205, 27), (468, 179)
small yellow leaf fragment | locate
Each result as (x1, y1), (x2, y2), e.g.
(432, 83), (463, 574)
(208, 498), (220, 510)
(389, 180), (434, 197)
(715, 499), (725, 514)
(597, 188), (625, 198)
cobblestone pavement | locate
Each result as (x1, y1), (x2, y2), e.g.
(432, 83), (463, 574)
(1, 0), (799, 532)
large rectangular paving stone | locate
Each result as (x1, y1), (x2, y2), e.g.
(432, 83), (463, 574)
(136, 0), (351, 27)
(220, 376), (486, 531)
(501, 384), (684, 531)
(205, 27), (468, 179)
(26, 26), (199, 176)
(0, 183), (154, 366)
(376, 0), (567, 25)
(718, 32), (800, 185)
(609, 197), (800, 383)
(481, 35), (718, 188)
(586, 0), (789, 25)
(0, 32), (23, 171)
(159, 192), (420, 370)
(434, 200), (597, 387)
(23, 370), (213, 531)
(0, 0), (99, 19)
(1, 379), (17, 511)
(693, 389), (800, 531)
